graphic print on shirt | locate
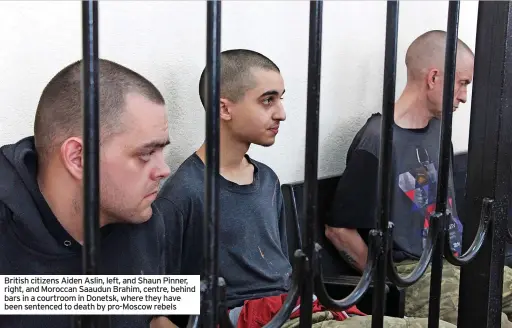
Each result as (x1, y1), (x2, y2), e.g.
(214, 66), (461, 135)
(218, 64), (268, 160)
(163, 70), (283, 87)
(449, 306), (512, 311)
(397, 147), (463, 255)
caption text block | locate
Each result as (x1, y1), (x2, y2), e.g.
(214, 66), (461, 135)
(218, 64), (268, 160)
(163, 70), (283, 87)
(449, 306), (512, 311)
(0, 275), (200, 315)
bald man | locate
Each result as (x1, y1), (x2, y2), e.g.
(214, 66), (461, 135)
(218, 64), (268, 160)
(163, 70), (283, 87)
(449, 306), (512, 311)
(324, 30), (512, 326)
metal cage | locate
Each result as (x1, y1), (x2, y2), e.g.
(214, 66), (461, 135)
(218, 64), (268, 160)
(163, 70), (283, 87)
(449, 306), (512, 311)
(77, 1), (512, 327)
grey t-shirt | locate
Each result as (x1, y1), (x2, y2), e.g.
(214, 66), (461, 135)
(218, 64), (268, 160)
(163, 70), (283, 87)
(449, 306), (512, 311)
(328, 113), (463, 261)
(156, 153), (292, 309)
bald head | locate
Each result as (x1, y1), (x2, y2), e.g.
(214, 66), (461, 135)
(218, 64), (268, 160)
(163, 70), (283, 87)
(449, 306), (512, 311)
(34, 59), (165, 166)
(405, 30), (474, 81)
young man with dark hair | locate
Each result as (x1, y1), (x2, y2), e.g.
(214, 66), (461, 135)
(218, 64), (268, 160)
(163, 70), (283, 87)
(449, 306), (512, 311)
(158, 49), (290, 309)
(325, 30), (512, 327)
(0, 59), (172, 328)
(156, 49), (455, 328)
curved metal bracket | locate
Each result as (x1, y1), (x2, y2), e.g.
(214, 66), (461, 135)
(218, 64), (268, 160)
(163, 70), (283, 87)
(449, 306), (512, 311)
(314, 229), (382, 310)
(218, 250), (306, 328)
(186, 315), (200, 328)
(444, 197), (493, 265)
(386, 214), (439, 287)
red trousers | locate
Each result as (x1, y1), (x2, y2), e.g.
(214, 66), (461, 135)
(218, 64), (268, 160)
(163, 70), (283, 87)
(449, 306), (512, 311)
(233, 293), (366, 328)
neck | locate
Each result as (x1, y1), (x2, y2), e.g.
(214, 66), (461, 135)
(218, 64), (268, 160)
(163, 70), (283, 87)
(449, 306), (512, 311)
(37, 164), (107, 245)
(196, 130), (250, 172)
(394, 83), (434, 129)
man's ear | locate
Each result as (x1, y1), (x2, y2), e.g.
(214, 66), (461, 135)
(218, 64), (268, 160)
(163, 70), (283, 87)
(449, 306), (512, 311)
(219, 98), (232, 121)
(427, 69), (439, 90)
(60, 137), (84, 180)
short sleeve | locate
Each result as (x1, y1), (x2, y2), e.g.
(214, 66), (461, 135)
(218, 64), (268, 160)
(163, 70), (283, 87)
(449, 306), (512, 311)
(326, 148), (379, 230)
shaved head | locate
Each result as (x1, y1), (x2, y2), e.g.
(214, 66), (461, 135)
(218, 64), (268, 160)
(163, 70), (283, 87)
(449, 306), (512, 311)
(198, 49), (280, 108)
(405, 30), (474, 81)
(34, 59), (165, 167)
(399, 30), (475, 120)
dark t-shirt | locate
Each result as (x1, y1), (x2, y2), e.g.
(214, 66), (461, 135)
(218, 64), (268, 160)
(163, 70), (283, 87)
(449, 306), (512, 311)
(327, 113), (463, 262)
(155, 153), (292, 309)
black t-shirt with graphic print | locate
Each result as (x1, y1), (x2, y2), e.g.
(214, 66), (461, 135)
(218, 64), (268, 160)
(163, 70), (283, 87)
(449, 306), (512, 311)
(326, 113), (463, 262)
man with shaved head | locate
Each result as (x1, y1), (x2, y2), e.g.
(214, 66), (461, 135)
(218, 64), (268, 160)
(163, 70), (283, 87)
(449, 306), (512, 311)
(325, 30), (512, 326)
(156, 49), (290, 327)
(0, 59), (172, 328)
(156, 49), (455, 328)
(404, 29), (474, 118)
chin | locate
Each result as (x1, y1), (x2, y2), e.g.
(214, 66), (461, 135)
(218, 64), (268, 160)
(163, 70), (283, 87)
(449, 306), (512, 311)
(139, 208), (154, 222)
(125, 208), (153, 225)
(255, 138), (276, 147)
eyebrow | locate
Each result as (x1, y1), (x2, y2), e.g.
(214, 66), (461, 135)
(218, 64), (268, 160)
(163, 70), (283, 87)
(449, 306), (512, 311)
(260, 89), (286, 98)
(138, 139), (170, 151)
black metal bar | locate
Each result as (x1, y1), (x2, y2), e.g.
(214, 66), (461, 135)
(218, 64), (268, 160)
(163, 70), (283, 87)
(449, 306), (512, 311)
(458, 2), (512, 327)
(371, 2), (399, 327)
(427, 3), (460, 328)
(78, 1), (101, 327)
(314, 231), (381, 309)
(486, 201), (508, 328)
(218, 278), (232, 328)
(386, 214), (439, 287)
(185, 282), (207, 328)
(203, 1), (221, 328)
(443, 198), (491, 265)
(299, 1), (323, 328)
(82, 0), (100, 279)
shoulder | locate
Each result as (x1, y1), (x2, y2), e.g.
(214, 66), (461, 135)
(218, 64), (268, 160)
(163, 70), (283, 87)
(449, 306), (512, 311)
(348, 113), (382, 160)
(249, 156), (282, 192)
(248, 156), (284, 205)
(155, 155), (207, 230)
(356, 113), (382, 146)
(157, 154), (204, 208)
(250, 157), (280, 182)
(426, 117), (442, 134)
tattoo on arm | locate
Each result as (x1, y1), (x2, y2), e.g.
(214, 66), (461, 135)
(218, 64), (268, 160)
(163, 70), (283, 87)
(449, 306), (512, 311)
(338, 249), (360, 271)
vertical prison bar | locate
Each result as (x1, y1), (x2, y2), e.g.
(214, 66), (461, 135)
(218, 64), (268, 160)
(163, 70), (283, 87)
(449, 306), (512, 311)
(299, 1), (323, 327)
(371, 2), (399, 327)
(79, 1), (103, 327)
(458, 2), (512, 327)
(203, 1), (222, 328)
(427, 2), (460, 328)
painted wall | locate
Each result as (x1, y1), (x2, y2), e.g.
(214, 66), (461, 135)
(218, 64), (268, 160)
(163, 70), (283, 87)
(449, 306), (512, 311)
(0, 1), (478, 184)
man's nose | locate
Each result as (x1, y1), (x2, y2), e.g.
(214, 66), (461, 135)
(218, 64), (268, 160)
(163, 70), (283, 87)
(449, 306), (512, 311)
(152, 154), (171, 180)
(274, 102), (286, 121)
(457, 88), (467, 104)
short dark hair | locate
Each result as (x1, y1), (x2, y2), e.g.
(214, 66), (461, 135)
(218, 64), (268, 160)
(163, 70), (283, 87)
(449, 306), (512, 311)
(34, 58), (165, 165)
(198, 49), (280, 108)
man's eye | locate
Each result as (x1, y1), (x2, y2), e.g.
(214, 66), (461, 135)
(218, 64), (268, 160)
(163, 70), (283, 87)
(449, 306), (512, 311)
(140, 150), (155, 162)
(262, 98), (272, 105)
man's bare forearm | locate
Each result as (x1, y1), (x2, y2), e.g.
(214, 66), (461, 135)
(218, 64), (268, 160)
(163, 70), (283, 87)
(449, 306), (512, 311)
(325, 226), (368, 272)
(338, 248), (366, 272)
